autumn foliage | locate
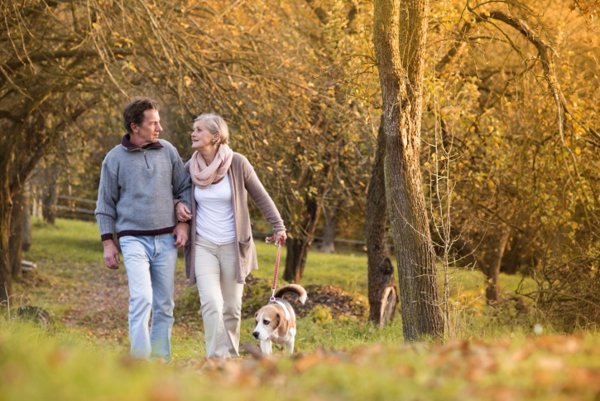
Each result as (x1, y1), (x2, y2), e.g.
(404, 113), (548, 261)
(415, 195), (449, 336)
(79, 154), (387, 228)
(1, 1), (599, 329)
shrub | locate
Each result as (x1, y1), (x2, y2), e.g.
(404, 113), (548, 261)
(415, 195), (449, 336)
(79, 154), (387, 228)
(530, 250), (600, 331)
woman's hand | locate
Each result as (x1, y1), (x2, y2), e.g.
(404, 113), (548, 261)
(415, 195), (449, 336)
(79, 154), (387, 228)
(176, 202), (192, 222)
(267, 231), (287, 246)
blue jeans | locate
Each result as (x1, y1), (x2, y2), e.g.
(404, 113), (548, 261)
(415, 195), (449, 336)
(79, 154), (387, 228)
(119, 234), (177, 360)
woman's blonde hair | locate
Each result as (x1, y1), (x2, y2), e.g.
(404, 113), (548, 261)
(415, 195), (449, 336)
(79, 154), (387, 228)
(194, 113), (229, 145)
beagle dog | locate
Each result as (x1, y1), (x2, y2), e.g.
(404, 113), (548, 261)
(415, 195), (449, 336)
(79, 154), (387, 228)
(252, 284), (307, 356)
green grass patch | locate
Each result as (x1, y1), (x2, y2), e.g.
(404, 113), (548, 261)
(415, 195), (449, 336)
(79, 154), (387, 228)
(27, 219), (104, 265)
(3, 218), (600, 400)
(19, 218), (540, 345)
(2, 319), (600, 401)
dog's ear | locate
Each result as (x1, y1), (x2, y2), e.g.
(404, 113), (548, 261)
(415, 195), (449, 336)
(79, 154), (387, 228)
(272, 312), (281, 328)
(277, 315), (289, 337)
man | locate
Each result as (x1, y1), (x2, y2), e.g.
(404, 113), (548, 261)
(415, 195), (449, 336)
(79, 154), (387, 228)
(95, 97), (190, 360)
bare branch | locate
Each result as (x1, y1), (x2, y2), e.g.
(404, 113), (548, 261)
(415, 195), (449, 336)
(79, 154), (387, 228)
(3, 49), (133, 70)
(435, 21), (473, 74)
(469, 8), (568, 142)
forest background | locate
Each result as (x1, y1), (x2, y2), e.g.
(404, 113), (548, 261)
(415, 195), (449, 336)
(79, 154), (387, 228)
(1, 0), (600, 348)
(1, 0), (600, 399)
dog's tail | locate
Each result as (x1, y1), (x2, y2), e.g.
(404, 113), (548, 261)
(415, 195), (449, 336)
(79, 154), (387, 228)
(275, 284), (307, 304)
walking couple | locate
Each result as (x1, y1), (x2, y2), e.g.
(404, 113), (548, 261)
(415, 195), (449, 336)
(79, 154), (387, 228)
(95, 97), (286, 360)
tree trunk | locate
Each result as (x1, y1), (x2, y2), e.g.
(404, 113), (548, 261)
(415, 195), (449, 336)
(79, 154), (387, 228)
(283, 198), (320, 282)
(0, 185), (13, 304)
(22, 194), (32, 253)
(9, 189), (28, 279)
(485, 226), (511, 305)
(373, 0), (443, 340)
(366, 118), (397, 326)
(42, 166), (60, 225)
(319, 205), (337, 253)
(283, 238), (309, 283)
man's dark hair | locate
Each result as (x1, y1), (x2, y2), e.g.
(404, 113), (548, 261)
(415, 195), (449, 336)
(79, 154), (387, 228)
(123, 97), (159, 134)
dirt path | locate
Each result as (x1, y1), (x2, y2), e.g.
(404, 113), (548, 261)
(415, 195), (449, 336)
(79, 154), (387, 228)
(25, 255), (365, 342)
(40, 260), (194, 341)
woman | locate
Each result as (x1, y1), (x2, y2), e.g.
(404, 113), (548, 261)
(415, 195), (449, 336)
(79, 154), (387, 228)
(177, 113), (286, 359)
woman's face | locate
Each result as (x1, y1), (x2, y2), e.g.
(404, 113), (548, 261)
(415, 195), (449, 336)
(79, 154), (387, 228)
(191, 120), (216, 151)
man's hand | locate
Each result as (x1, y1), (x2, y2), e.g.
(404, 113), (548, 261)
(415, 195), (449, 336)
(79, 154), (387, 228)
(102, 239), (120, 269)
(173, 222), (189, 248)
(176, 202), (192, 223)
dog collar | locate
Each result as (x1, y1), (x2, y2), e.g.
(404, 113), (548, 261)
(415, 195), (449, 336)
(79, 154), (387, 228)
(271, 299), (291, 320)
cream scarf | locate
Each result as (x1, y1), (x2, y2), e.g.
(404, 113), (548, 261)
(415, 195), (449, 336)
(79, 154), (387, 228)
(189, 144), (233, 188)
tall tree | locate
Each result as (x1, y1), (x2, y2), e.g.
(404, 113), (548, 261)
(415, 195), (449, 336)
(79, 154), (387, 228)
(366, 118), (397, 325)
(373, 0), (444, 340)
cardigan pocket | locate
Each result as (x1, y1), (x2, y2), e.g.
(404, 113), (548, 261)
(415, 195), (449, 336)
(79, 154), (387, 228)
(238, 236), (256, 277)
(238, 237), (251, 264)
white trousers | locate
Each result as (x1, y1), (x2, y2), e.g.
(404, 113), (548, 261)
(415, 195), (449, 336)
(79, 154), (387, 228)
(194, 237), (244, 359)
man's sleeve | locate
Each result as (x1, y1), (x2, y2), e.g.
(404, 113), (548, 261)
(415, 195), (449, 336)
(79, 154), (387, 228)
(95, 158), (118, 240)
(172, 152), (192, 210)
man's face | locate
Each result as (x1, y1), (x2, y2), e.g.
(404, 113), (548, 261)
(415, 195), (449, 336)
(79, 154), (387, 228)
(131, 109), (162, 146)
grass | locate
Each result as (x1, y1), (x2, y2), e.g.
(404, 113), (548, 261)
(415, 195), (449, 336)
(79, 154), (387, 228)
(27, 219), (103, 265)
(3, 218), (600, 400)
(18, 218), (540, 347)
(2, 318), (600, 401)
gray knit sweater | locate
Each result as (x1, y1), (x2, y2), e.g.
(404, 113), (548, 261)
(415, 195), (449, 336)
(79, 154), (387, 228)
(95, 135), (191, 240)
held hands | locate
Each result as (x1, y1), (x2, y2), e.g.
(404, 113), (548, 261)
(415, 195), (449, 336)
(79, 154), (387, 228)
(266, 231), (287, 247)
(173, 222), (189, 248)
(176, 202), (192, 223)
(102, 239), (120, 269)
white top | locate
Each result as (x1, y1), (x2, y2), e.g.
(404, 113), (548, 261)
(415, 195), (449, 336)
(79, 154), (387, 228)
(194, 176), (236, 245)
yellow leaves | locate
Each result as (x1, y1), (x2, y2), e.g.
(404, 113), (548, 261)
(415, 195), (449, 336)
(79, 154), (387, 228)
(424, 334), (600, 397)
(98, 0), (114, 8)
(44, 113), (57, 130)
(293, 350), (341, 373)
(147, 380), (181, 401)
(46, 346), (70, 368)
(123, 61), (138, 73)
(309, 304), (333, 323)
(533, 334), (582, 354)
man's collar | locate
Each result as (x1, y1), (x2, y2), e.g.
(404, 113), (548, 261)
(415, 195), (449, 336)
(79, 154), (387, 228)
(121, 134), (163, 150)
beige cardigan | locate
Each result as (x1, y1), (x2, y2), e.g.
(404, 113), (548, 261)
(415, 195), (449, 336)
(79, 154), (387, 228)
(184, 152), (285, 284)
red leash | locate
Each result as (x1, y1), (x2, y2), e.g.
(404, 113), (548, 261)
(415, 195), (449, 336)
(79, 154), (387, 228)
(267, 237), (282, 302)
(270, 243), (282, 301)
